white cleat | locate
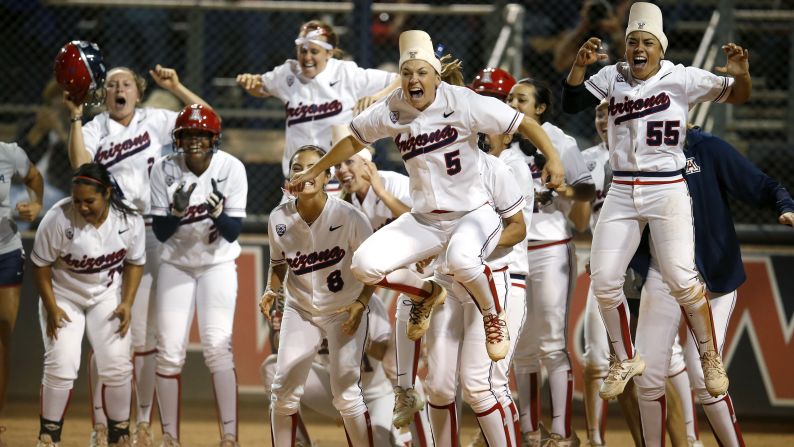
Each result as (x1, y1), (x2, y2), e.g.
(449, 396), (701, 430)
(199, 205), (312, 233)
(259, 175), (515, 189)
(37, 434), (60, 447)
(110, 435), (133, 447)
(90, 424), (110, 447)
(688, 437), (705, 447)
(543, 431), (581, 447)
(483, 311), (509, 361)
(219, 434), (240, 447)
(392, 387), (425, 429)
(133, 422), (154, 447)
(158, 434), (181, 447)
(701, 350), (729, 397)
(599, 354), (645, 400)
(406, 281), (446, 341)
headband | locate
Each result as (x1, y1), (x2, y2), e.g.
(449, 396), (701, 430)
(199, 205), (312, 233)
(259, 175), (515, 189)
(295, 29), (334, 50)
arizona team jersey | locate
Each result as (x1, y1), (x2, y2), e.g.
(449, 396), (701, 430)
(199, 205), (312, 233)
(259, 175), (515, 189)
(260, 58), (395, 177)
(0, 142), (30, 255)
(31, 198), (146, 304)
(269, 195), (373, 315)
(525, 122), (593, 243)
(82, 108), (177, 216)
(150, 151), (247, 268)
(584, 60), (734, 172)
(349, 170), (411, 232)
(351, 82), (523, 214)
(581, 142), (611, 230)
(498, 146), (533, 275)
(479, 153), (526, 270)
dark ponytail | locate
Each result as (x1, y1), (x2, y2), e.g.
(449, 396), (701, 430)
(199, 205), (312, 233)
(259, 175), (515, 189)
(72, 163), (138, 217)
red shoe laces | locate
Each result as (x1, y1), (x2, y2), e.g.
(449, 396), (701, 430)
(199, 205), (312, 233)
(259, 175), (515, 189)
(483, 314), (506, 343)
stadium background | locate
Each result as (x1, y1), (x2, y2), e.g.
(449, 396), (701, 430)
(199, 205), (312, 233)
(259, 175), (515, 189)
(2, 0), (793, 439)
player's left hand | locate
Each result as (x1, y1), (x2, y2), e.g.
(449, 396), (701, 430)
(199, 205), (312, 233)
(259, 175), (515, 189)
(359, 160), (383, 191)
(542, 156), (565, 189)
(204, 178), (225, 219)
(150, 64), (181, 90)
(111, 302), (132, 336)
(715, 43), (750, 77)
(338, 299), (367, 336)
(354, 96), (378, 116)
(779, 211), (794, 227)
(288, 168), (318, 194)
(16, 201), (42, 222)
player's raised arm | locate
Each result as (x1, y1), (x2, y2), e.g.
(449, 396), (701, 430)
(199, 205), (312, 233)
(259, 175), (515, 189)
(516, 117), (564, 188)
(289, 135), (364, 192)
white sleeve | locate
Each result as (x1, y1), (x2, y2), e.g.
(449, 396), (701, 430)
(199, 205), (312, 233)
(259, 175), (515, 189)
(349, 96), (393, 145)
(383, 172), (412, 206)
(685, 66), (734, 104)
(488, 158), (525, 219)
(366, 296), (392, 343)
(152, 108), (178, 144)
(260, 62), (293, 102)
(224, 158), (248, 218)
(149, 158), (170, 217)
(125, 215), (147, 265)
(31, 208), (63, 266)
(346, 62), (396, 96)
(9, 143), (30, 178)
(469, 92), (524, 135)
(82, 117), (103, 158)
(348, 208), (374, 253)
(584, 64), (615, 100)
(268, 218), (286, 265)
(560, 139), (594, 186)
(505, 155), (533, 201)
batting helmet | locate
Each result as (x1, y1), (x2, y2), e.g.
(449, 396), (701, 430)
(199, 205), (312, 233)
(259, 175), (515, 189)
(469, 67), (516, 101)
(172, 104), (222, 151)
(54, 41), (106, 106)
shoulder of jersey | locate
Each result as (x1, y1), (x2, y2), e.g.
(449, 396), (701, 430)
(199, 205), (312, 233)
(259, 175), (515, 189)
(329, 195), (369, 220)
(0, 141), (21, 154)
(379, 170), (409, 183)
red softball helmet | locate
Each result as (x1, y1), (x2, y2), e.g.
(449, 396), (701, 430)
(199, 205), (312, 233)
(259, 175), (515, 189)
(54, 41), (106, 105)
(470, 67), (516, 101)
(173, 104), (222, 152)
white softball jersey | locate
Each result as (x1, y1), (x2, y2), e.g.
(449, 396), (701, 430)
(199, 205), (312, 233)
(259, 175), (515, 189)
(269, 195), (374, 315)
(525, 122), (593, 243)
(479, 153), (526, 270)
(348, 170), (411, 232)
(350, 82), (524, 214)
(581, 142), (611, 230)
(0, 142), (30, 255)
(31, 198), (146, 304)
(149, 151), (248, 268)
(260, 58), (396, 177)
(498, 146), (533, 275)
(81, 108), (177, 216)
(584, 60), (734, 172)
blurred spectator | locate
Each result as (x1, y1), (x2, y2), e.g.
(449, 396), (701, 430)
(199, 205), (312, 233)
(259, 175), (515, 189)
(552, 0), (629, 73)
(13, 79), (71, 215)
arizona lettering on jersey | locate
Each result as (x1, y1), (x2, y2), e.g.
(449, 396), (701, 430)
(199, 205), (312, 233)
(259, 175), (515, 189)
(584, 60), (734, 172)
(350, 82), (523, 214)
(31, 197), (146, 304)
(94, 131), (151, 167)
(260, 58), (395, 177)
(269, 196), (373, 315)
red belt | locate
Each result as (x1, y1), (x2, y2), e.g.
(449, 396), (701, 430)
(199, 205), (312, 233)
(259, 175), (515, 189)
(613, 178), (685, 186)
(527, 238), (572, 251)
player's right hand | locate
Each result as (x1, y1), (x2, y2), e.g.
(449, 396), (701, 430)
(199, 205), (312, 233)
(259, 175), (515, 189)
(171, 181), (197, 217)
(236, 73), (269, 98)
(46, 306), (71, 340)
(111, 301), (133, 337)
(62, 91), (84, 116)
(287, 169), (316, 194)
(542, 156), (565, 189)
(259, 289), (280, 321)
(574, 37), (608, 67)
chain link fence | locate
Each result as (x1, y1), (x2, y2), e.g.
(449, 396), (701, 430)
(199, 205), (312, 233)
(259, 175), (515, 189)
(2, 1), (793, 237)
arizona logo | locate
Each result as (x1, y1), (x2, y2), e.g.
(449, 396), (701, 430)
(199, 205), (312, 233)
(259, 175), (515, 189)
(94, 131), (151, 168)
(285, 100), (343, 126)
(685, 157), (701, 175)
(609, 93), (671, 125)
(395, 125), (459, 161)
(62, 248), (127, 274)
(287, 246), (346, 275)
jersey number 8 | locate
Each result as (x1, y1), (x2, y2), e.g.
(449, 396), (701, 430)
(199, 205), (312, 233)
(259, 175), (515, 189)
(327, 269), (344, 292)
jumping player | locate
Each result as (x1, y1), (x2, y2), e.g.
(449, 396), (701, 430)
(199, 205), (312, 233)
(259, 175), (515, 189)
(236, 19), (396, 179)
(633, 126), (794, 447)
(64, 64), (211, 446)
(260, 145), (376, 446)
(289, 30), (565, 362)
(509, 77), (595, 446)
(149, 104), (247, 447)
(32, 163), (145, 447)
(562, 1), (751, 402)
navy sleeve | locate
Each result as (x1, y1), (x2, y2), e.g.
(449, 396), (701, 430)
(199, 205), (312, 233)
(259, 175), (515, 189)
(705, 135), (794, 215)
(152, 215), (180, 242)
(213, 213), (243, 242)
(561, 79), (600, 114)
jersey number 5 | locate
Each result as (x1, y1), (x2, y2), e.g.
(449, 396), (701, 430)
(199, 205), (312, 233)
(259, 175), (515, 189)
(646, 120), (680, 146)
(327, 269), (344, 292)
(444, 150), (462, 175)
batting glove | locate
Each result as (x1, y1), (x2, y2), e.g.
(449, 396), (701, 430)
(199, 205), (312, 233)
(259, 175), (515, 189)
(204, 178), (225, 219)
(171, 181), (197, 217)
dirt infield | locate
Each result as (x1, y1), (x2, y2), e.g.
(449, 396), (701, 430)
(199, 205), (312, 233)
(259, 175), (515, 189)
(5, 398), (793, 446)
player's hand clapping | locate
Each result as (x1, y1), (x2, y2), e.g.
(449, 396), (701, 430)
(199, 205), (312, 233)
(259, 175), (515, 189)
(171, 181), (197, 217)
(149, 64), (182, 91)
(111, 301), (133, 336)
(45, 305), (71, 340)
(204, 178), (225, 219)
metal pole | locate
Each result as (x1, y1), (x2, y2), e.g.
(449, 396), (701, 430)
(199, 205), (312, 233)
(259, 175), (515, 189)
(713, 0), (734, 137)
(186, 10), (204, 94)
(354, 0), (373, 67)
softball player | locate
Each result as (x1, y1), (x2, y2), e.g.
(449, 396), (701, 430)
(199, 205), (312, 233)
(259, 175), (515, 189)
(425, 152), (526, 447)
(633, 127), (794, 447)
(236, 19), (396, 179)
(260, 296), (400, 446)
(290, 30), (565, 362)
(261, 145), (376, 447)
(0, 141), (43, 443)
(506, 78), (595, 446)
(562, 1), (751, 401)
(64, 64), (211, 446)
(32, 163), (145, 447)
(149, 105), (247, 447)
